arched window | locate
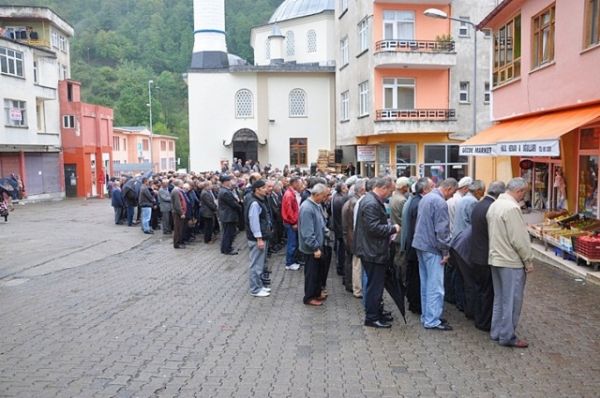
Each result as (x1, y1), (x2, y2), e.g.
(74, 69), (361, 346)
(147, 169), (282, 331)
(289, 88), (306, 117)
(307, 29), (317, 53)
(235, 89), (254, 118)
(265, 38), (271, 60)
(286, 31), (295, 56)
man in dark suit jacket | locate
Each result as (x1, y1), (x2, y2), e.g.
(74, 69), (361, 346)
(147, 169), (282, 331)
(200, 181), (218, 243)
(218, 175), (242, 255)
(171, 180), (187, 249)
(469, 180), (506, 331)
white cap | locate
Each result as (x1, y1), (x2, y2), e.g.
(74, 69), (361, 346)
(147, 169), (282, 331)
(458, 176), (473, 189)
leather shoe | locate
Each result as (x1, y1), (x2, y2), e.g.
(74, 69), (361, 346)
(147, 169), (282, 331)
(364, 320), (391, 329)
(174, 244), (186, 249)
(381, 310), (392, 317)
(380, 314), (393, 323)
(426, 323), (453, 331)
(224, 251), (239, 256)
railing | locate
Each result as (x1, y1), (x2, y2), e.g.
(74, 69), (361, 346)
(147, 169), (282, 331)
(375, 39), (455, 53)
(376, 108), (456, 121)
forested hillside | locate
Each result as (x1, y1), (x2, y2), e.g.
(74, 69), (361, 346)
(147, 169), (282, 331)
(0, 0), (281, 168)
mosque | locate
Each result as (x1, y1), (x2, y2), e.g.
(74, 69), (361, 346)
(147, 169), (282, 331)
(188, 0), (336, 172)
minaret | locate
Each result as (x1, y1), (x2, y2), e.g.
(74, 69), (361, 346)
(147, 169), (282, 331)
(191, 0), (229, 69)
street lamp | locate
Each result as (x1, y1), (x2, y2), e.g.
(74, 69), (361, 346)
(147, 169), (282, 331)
(424, 8), (479, 176)
(147, 79), (154, 172)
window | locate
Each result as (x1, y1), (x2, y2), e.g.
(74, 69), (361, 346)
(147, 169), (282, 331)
(396, 144), (417, 177)
(459, 81), (470, 103)
(340, 0), (348, 13)
(5, 26), (27, 40)
(307, 30), (317, 53)
(161, 141), (166, 151)
(143, 139), (149, 151)
(358, 81), (369, 116)
(377, 145), (390, 175)
(340, 36), (349, 66)
(358, 18), (369, 52)
(113, 136), (120, 151)
(265, 38), (270, 60)
(4, 99), (26, 127)
(459, 17), (471, 37)
(63, 115), (75, 128)
(161, 158), (167, 170)
(585, 0), (600, 47)
(123, 138), (127, 151)
(36, 99), (45, 132)
(289, 88), (306, 117)
(383, 11), (415, 40)
(235, 89), (254, 118)
(169, 158), (176, 170)
(341, 91), (349, 121)
(484, 29), (492, 38)
(169, 141), (174, 151)
(286, 31), (295, 56)
(493, 14), (521, 87)
(33, 61), (38, 83)
(51, 31), (59, 48)
(61, 64), (68, 80)
(484, 81), (491, 103)
(532, 5), (555, 68)
(0, 47), (24, 77)
(290, 138), (308, 166)
(67, 83), (73, 102)
(59, 35), (67, 52)
(383, 78), (414, 109)
(424, 144), (468, 183)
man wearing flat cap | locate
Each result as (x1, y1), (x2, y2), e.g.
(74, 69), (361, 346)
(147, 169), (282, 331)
(218, 174), (242, 255)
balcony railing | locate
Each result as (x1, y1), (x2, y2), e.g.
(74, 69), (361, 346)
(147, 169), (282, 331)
(376, 108), (456, 121)
(375, 39), (455, 53)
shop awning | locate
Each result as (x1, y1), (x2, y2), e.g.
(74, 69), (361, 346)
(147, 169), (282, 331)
(460, 104), (600, 156)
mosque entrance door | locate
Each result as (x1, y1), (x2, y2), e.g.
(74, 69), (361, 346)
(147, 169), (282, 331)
(232, 128), (259, 165)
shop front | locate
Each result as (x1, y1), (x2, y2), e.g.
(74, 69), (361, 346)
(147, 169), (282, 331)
(460, 103), (600, 268)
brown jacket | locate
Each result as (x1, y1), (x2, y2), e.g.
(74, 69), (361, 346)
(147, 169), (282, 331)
(341, 194), (359, 254)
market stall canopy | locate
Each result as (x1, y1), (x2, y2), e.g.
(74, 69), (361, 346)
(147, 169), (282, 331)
(460, 104), (600, 157)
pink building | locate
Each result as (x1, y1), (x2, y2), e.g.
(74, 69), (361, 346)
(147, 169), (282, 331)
(462, 0), (600, 215)
(112, 127), (177, 175)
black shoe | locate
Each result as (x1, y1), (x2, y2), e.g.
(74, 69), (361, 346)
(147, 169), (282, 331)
(440, 318), (448, 325)
(381, 310), (392, 317)
(426, 323), (453, 331)
(174, 244), (186, 249)
(224, 251), (239, 256)
(364, 320), (392, 329)
(144, 230), (154, 234)
(380, 314), (394, 323)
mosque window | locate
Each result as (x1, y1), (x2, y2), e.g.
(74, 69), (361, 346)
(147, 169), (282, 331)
(286, 31), (295, 56)
(307, 30), (317, 53)
(235, 89), (254, 118)
(265, 38), (270, 60)
(289, 88), (306, 117)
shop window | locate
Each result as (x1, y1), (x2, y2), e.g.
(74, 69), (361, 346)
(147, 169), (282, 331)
(532, 4), (555, 68)
(584, 0), (600, 48)
(493, 14), (521, 87)
(396, 144), (417, 177)
(377, 145), (390, 175)
(424, 144), (468, 184)
(290, 138), (307, 166)
(579, 156), (599, 216)
(383, 10), (414, 40)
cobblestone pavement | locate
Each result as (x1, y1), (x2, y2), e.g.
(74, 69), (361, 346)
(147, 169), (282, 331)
(1, 200), (599, 397)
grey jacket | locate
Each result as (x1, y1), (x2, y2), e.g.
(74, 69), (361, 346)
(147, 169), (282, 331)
(412, 189), (451, 257)
(298, 198), (326, 254)
(138, 185), (154, 207)
(158, 187), (172, 212)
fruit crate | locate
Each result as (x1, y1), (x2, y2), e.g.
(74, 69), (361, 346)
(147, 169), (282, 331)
(573, 236), (600, 258)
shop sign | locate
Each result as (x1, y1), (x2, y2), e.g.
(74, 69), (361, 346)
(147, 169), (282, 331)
(497, 140), (560, 156)
(356, 145), (376, 162)
(459, 145), (497, 156)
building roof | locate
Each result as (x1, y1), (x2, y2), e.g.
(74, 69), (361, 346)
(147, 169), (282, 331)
(0, 5), (75, 36)
(268, 0), (335, 24)
(114, 126), (148, 132)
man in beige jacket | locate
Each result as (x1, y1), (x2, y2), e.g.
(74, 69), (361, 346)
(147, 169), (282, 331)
(486, 177), (534, 348)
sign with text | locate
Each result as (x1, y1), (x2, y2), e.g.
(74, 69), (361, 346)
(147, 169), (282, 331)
(459, 145), (497, 156)
(497, 140), (560, 156)
(356, 145), (376, 162)
(9, 108), (22, 121)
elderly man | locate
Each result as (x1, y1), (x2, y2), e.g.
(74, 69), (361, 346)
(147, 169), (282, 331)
(413, 178), (458, 331)
(200, 181), (218, 243)
(390, 176), (410, 278)
(171, 179), (187, 249)
(245, 179), (274, 297)
(332, 182), (349, 276)
(487, 178), (533, 348)
(342, 178), (366, 296)
(218, 175), (242, 255)
(470, 181), (506, 331)
(158, 179), (172, 234)
(354, 177), (399, 328)
(298, 183), (330, 306)
(111, 181), (124, 225)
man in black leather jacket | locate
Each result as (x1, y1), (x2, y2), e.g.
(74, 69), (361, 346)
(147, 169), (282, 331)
(354, 176), (400, 329)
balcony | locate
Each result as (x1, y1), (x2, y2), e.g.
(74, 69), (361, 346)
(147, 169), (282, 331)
(374, 39), (456, 69)
(374, 108), (457, 134)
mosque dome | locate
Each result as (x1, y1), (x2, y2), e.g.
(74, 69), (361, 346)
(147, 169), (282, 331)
(269, 0), (335, 24)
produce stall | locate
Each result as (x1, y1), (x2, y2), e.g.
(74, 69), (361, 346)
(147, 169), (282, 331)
(527, 210), (600, 271)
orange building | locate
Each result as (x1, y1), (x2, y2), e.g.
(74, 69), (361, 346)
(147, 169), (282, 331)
(60, 80), (114, 198)
(112, 127), (177, 175)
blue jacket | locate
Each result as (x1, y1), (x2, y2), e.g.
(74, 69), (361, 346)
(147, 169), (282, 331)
(412, 189), (451, 257)
(111, 188), (124, 208)
(298, 198), (326, 254)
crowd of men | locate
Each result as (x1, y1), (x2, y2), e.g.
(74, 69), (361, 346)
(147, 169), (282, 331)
(109, 167), (534, 348)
